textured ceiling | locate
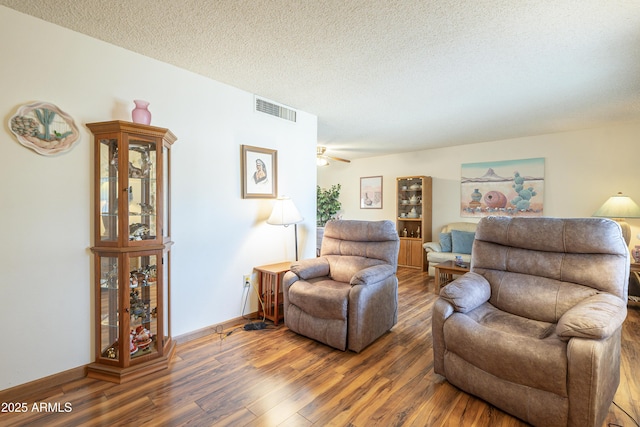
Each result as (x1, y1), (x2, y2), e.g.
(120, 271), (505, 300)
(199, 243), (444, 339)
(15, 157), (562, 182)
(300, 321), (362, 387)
(2, 0), (640, 160)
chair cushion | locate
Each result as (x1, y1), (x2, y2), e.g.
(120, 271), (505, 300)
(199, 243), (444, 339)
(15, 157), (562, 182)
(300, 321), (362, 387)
(325, 255), (386, 284)
(476, 269), (600, 323)
(556, 293), (627, 340)
(290, 257), (330, 280)
(440, 232), (452, 252)
(467, 302), (557, 339)
(451, 230), (475, 254)
(288, 277), (351, 319)
(350, 264), (395, 286)
(445, 303), (567, 396)
(439, 272), (490, 313)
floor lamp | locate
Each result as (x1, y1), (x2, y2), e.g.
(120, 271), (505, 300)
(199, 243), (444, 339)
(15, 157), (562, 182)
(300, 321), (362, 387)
(267, 196), (304, 261)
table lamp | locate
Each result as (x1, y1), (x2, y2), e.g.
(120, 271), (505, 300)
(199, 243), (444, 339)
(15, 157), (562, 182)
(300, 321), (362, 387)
(267, 196), (304, 260)
(592, 192), (640, 245)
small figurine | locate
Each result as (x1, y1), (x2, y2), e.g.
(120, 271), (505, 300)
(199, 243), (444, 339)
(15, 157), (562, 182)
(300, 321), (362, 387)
(132, 325), (153, 350)
(128, 161), (144, 178)
(130, 331), (138, 355)
(138, 202), (154, 215)
(129, 223), (150, 240)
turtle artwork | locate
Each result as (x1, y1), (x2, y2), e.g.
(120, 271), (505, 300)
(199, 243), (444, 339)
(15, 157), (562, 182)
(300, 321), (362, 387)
(9, 101), (80, 155)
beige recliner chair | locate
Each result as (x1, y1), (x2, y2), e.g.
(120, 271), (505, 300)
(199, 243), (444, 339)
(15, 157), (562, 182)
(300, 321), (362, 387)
(433, 216), (628, 427)
(283, 220), (400, 352)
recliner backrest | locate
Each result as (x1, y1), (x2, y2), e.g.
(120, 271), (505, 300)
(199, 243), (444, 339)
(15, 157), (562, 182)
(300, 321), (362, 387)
(321, 220), (400, 274)
(471, 217), (629, 322)
(323, 255), (387, 283)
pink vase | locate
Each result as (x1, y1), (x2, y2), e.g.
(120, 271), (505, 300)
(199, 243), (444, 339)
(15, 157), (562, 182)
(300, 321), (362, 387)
(132, 100), (151, 125)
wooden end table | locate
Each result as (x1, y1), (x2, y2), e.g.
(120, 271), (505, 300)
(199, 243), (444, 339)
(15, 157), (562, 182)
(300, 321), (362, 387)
(254, 261), (291, 325)
(630, 263), (640, 304)
(434, 260), (470, 294)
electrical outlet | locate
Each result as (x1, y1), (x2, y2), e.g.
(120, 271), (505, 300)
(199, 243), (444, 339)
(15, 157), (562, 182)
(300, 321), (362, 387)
(243, 274), (252, 288)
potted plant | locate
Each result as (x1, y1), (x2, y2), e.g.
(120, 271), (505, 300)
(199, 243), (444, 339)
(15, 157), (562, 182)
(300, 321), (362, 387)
(317, 184), (342, 254)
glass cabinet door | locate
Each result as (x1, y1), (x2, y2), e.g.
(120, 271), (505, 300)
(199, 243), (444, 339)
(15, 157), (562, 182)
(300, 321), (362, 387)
(97, 255), (119, 361)
(126, 136), (157, 243)
(98, 138), (119, 243)
(128, 252), (159, 360)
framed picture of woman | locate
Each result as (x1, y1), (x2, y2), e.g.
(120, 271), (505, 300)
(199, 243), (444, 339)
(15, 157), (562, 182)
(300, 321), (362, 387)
(241, 145), (277, 198)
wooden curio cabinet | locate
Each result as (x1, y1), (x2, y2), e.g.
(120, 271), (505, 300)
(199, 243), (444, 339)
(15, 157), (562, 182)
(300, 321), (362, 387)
(87, 121), (176, 383)
(397, 176), (432, 271)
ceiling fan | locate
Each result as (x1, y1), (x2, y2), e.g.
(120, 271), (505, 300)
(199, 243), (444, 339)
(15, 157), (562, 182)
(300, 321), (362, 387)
(317, 146), (351, 166)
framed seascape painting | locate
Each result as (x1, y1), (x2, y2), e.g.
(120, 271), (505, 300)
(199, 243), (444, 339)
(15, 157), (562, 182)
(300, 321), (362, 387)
(241, 145), (277, 199)
(360, 176), (383, 209)
(461, 157), (544, 217)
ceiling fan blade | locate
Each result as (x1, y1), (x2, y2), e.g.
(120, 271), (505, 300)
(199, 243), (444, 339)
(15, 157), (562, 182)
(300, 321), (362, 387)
(317, 146), (350, 163)
(326, 155), (351, 163)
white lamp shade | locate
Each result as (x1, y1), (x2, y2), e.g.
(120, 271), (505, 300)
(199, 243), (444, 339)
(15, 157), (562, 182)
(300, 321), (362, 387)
(267, 196), (303, 226)
(592, 192), (640, 218)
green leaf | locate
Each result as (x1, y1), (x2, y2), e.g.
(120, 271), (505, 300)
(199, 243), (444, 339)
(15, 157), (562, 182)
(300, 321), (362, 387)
(317, 184), (341, 226)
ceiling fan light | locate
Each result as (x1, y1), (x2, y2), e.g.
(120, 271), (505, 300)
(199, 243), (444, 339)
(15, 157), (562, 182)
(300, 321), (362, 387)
(316, 157), (329, 166)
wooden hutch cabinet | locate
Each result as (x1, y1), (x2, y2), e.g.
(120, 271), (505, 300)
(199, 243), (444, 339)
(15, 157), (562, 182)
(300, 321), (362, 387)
(396, 176), (432, 271)
(87, 121), (176, 383)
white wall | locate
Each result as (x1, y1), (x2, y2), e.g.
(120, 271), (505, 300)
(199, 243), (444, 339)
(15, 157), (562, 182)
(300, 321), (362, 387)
(0, 7), (317, 390)
(319, 122), (640, 247)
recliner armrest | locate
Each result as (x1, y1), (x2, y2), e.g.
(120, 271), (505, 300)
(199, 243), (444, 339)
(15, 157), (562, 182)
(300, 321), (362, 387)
(556, 293), (627, 341)
(290, 257), (330, 280)
(350, 264), (395, 286)
(423, 242), (442, 253)
(438, 272), (490, 313)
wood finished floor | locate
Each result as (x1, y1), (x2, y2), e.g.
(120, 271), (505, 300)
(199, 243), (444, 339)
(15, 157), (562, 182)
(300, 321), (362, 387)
(2, 267), (639, 427)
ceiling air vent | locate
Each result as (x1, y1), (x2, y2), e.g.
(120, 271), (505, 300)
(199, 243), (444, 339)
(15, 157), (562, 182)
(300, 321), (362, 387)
(255, 97), (297, 122)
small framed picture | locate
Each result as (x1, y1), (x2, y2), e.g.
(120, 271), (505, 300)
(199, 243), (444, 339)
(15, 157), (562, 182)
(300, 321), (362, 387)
(360, 176), (383, 209)
(241, 145), (277, 199)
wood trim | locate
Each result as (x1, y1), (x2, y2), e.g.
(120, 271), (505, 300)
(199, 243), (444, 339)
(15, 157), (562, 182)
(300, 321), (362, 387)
(87, 340), (176, 384)
(0, 313), (256, 397)
(86, 120), (177, 144)
(173, 312), (258, 344)
(0, 366), (86, 402)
